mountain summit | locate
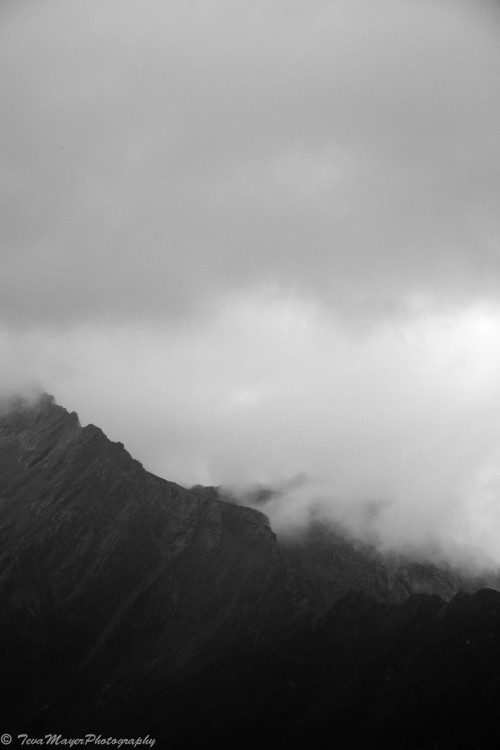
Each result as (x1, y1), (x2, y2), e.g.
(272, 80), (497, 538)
(1, 394), (500, 748)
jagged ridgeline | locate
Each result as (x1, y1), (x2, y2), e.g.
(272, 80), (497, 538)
(1, 394), (500, 749)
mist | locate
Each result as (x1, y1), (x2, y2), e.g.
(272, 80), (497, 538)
(3, 298), (500, 566)
(2, 0), (500, 565)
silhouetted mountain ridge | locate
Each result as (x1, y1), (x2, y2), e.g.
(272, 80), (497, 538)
(1, 394), (499, 748)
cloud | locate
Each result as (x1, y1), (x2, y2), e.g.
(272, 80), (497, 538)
(1, 0), (500, 325)
(3, 296), (500, 563)
(2, 0), (500, 565)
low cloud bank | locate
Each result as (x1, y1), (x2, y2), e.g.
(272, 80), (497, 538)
(3, 299), (500, 568)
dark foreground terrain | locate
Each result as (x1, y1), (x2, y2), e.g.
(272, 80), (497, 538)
(0, 395), (499, 749)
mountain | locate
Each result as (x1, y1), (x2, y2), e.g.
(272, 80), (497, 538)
(0, 395), (300, 731)
(0, 394), (499, 748)
(194, 484), (499, 607)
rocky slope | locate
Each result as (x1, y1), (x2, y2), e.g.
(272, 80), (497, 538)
(0, 395), (300, 733)
(194, 485), (498, 607)
(0, 394), (499, 748)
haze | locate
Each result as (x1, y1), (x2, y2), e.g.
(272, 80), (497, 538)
(2, 0), (500, 563)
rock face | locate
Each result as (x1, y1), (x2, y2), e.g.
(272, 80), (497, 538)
(278, 521), (476, 607)
(0, 395), (297, 733)
(1, 394), (500, 748)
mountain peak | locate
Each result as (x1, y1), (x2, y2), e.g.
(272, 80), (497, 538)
(1, 396), (500, 746)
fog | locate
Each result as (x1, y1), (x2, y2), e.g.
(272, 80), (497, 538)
(2, 0), (500, 564)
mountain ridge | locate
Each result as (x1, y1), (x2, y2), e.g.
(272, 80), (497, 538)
(1, 393), (500, 747)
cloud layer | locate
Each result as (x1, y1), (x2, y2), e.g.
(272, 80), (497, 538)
(2, 0), (500, 324)
(3, 298), (500, 563)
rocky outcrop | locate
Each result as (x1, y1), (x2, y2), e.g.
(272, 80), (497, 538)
(277, 520), (497, 608)
(200, 487), (497, 608)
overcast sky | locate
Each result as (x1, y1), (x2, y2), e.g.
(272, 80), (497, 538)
(2, 0), (500, 563)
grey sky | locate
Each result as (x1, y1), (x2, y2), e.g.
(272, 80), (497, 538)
(2, 0), (500, 562)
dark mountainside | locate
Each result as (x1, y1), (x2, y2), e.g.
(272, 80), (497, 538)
(1, 395), (500, 748)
